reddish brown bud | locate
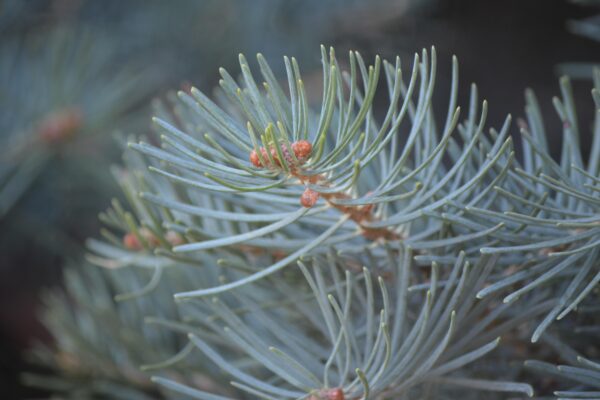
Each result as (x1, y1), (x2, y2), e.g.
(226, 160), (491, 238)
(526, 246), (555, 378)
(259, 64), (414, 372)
(250, 149), (262, 167)
(39, 108), (82, 143)
(309, 388), (345, 400)
(300, 187), (320, 208)
(326, 388), (344, 400)
(292, 140), (312, 160)
(123, 232), (142, 251)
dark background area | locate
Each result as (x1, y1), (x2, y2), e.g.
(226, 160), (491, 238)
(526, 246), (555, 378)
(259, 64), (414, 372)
(1, 0), (599, 398)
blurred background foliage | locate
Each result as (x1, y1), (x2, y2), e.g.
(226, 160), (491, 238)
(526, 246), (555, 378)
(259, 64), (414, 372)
(0, 0), (599, 398)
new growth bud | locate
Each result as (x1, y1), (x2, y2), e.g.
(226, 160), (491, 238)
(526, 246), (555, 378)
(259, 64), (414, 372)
(300, 187), (320, 208)
(123, 232), (142, 250)
(249, 149), (262, 167)
(292, 140), (312, 160)
(38, 107), (82, 144)
(309, 388), (345, 400)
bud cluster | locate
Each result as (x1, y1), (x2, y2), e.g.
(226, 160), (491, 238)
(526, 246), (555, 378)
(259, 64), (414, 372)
(123, 228), (184, 251)
(250, 140), (312, 169)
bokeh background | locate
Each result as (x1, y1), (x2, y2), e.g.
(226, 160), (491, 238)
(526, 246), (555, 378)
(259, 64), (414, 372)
(1, 0), (599, 398)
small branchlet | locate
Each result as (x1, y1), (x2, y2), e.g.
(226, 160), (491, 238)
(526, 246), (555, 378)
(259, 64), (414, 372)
(249, 139), (396, 240)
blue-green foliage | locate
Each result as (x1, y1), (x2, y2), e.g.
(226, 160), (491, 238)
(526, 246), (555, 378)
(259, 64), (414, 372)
(32, 45), (600, 399)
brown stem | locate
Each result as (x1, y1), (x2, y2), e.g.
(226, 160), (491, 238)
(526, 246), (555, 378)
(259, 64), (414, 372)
(249, 141), (400, 242)
(293, 170), (400, 241)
